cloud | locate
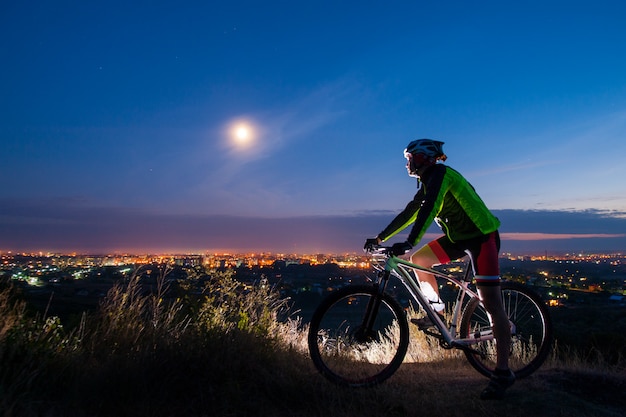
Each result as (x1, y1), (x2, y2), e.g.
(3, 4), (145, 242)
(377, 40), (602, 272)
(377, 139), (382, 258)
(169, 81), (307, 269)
(457, 108), (626, 214)
(218, 81), (352, 164)
(468, 159), (555, 178)
(494, 208), (626, 234)
(501, 232), (626, 241)
(2, 200), (626, 254)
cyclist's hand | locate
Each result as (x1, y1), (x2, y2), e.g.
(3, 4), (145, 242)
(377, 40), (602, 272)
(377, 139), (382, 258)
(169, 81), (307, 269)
(364, 237), (381, 251)
(391, 241), (413, 256)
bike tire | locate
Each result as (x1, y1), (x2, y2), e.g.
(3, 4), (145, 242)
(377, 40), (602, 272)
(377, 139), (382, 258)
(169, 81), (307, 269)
(460, 281), (553, 379)
(307, 285), (410, 387)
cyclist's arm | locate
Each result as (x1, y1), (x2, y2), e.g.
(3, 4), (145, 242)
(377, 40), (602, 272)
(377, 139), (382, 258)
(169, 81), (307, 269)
(406, 165), (447, 245)
(377, 188), (424, 243)
(377, 165), (447, 245)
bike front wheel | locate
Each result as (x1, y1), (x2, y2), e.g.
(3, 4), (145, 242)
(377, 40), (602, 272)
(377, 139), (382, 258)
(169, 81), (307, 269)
(460, 281), (553, 379)
(307, 285), (409, 387)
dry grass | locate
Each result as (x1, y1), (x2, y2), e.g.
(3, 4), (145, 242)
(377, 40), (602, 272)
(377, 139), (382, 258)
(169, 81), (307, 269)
(1, 273), (625, 417)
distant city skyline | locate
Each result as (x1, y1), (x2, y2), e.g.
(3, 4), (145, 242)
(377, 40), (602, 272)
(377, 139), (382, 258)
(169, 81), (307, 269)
(2, 2), (625, 253)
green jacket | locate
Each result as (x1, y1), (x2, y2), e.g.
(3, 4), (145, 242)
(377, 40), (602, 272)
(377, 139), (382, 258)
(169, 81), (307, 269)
(378, 164), (500, 245)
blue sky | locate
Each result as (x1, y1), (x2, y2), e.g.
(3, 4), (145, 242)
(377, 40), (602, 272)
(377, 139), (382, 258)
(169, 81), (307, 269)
(2, 0), (626, 254)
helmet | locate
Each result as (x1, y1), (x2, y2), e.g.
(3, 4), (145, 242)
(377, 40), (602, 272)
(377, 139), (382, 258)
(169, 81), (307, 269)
(404, 139), (447, 161)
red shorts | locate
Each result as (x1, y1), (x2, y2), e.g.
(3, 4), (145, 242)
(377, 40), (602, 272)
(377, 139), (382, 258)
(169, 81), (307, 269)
(427, 231), (501, 286)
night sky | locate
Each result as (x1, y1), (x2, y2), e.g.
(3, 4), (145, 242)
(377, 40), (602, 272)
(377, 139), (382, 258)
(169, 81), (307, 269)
(2, 1), (626, 254)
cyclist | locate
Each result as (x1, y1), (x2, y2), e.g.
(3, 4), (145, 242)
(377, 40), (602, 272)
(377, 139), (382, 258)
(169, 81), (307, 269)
(364, 138), (514, 400)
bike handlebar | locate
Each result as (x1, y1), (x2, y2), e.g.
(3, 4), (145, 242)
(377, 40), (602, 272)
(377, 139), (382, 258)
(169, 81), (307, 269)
(364, 244), (394, 256)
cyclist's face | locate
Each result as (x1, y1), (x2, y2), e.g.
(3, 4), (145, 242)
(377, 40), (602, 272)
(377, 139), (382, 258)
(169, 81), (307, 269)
(406, 154), (419, 178)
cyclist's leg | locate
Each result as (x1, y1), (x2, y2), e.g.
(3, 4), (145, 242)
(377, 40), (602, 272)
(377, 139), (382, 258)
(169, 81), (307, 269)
(477, 282), (515, 400)
(410, 236), (463, 313)
(469, 231), (511, 371)
(467, 231), (515, 399)
(476, 283), (511, 370)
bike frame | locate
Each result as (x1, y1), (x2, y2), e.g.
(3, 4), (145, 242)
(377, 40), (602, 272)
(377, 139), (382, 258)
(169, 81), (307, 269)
(370, 250), (495, 351)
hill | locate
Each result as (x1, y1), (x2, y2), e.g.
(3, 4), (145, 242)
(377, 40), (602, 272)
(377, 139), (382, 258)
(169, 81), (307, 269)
(1, 271), (625, 417)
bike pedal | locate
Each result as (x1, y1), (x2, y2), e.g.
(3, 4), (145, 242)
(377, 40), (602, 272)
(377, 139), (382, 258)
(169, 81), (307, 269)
(421, 328), (443, 339)
(410, 316), (445, 335)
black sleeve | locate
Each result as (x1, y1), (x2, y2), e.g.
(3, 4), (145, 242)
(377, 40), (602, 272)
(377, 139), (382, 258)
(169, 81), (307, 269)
(378, 165), (447, 244)
(377, 187), (426, 242)
(406, 166), (446, 244)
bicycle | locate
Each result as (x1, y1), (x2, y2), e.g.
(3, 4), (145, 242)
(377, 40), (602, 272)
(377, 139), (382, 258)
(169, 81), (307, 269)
(307, 245), (553, 387)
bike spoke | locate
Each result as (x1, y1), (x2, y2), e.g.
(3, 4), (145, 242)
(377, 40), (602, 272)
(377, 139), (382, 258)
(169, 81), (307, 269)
(308, 286), (409, 387)
(460, 282), (552, 379)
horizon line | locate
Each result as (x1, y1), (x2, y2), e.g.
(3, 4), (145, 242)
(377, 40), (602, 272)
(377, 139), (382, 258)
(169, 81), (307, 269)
(2, 233), (625, 257)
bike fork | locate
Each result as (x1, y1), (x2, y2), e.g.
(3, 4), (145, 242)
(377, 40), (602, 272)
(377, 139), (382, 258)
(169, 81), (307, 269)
(361, 270), (390, 332)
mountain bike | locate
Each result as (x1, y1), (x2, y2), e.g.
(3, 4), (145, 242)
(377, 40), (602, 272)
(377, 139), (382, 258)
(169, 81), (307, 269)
(307, 245), (553, 387)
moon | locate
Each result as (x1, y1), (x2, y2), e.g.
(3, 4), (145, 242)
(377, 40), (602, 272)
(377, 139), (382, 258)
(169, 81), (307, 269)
(234, 125), (251, 144)
(228, 120), (256, 150)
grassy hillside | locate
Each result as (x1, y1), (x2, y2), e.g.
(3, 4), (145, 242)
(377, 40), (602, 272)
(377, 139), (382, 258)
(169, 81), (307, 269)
(1, 270), (625, 417)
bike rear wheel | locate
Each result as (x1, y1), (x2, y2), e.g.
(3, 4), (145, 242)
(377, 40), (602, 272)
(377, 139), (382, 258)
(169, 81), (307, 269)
(460, 281), (553, 378)
(307, 285), (409, 387)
